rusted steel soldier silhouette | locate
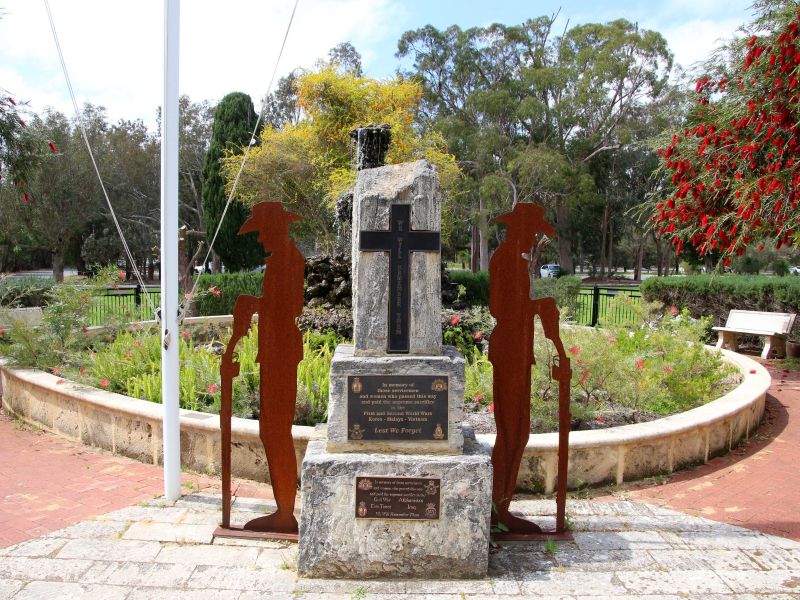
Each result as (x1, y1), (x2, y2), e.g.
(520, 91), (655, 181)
(221, 202), (304, 535)
(489, 203), (572, 534)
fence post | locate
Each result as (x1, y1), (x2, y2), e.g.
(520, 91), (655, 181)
(135, 284), (142, 307)
(591, 285), (600, 327)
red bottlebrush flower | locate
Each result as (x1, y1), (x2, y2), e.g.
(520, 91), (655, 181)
(117, 270), (126, 280)
(577, 358), (585, 366)
(663, 365), (673, 374)
(579, 369), (590, 385)
(669, 306), (679, 315)
(99, 378), (110, 388)
(449, 314), (461, 326)
(124, 350), (133, 358)
(79, 367), (87, 376)
(48, 141), (57, 153)
(181, 330), (190, 341)
(133, 340), (143, 348)
(758, 245), (764, 251)
(472, 331), (484, 342)
(56, 379), (66, 385)
(609, 336), (617, 345)
(52, 367), (62, 376)
(474, 392), (485, 403)
(724, 257), (732, 266)
(0, 327), (5, 336)
(595, 414), (606, 423)
(635, 358), (645, 369)
(82, 326), (89, 334)
(487, 402), (494, 413)
(568, 345), (580, 356)
(209, 286), (221, 298)
(208, 383), (219, 394)
(23, 192), (29, 204)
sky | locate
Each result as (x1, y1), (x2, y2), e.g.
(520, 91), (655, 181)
(0, 0), (757, 129)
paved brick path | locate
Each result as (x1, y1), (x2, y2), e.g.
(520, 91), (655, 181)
(0, 413), (272, 548)
(615, 358), (800, 541)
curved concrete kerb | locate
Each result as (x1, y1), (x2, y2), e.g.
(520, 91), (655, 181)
(0, 347), (769, 491)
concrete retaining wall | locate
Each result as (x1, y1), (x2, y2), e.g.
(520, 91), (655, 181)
(0, 348), (769, 491)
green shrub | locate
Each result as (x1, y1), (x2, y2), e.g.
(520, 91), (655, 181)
(773, 257), (790, 277)
(193, 272), (263, 316)
(447, 270), (489, 306)
(0, 276), (55, 307)
(641, 275), (800, 332)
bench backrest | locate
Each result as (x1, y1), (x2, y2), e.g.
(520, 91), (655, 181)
(725, 309), (796, 333)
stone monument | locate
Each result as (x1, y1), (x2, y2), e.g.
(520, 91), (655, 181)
(298, 127), (492, 579)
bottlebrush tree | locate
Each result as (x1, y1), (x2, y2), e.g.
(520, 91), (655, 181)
(653, 1), (800, 264)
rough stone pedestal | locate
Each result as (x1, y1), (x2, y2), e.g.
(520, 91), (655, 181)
(326, 344), (465, 455)
(298, 431), (492, 579)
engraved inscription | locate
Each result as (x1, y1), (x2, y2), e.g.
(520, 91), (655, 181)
(355, 476), (441, 520)
(347, 375), (449, 441)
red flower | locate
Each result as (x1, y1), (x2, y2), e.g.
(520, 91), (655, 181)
(124, 350), (133, 358)
(82, 326), (89, 334)
(133, 340), (143, 348)
(117, 271), (126, 280)
(99, 378), (110, 388)
(568, 345), (580, 356)
(0, 327), (5, 336)
(56, 379), (66, 385)
(577, 358), (585, 366)
(181, 330), (190, 341)
(48, 141), (57, 153)
(474, 392), (485, 403)
(595, 415), (606, 423)
(669, 306), (679, 315)
(208, 383), (219, 393)
(487, 402), (494, 413)
(472, 331), (484, 342)
(449, 314), (461, 326)
(23, 192), (29, 204)
(209, 286), (221, 298)
(608, 336), (617, 345)
(579, 369), (590, 385)
(79, 367), (87, 376)
(749, 369), (757, 374)
(52, 367), (62, 376)
(663, 365), (673, 373)
(635, 358), (645, 369)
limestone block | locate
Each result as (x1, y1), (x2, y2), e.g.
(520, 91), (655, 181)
(298, 433), (492, 579)
(326, 344), (464, 454)
(351, 160), (441, 356)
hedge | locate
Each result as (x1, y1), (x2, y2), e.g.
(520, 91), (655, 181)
(447, 270), (489, 306)
(194, 272), (263, 316)
(446, 270), (581, 310)
(641, 275), (800, 328)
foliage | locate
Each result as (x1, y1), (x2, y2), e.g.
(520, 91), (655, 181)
(641, 274), (800, 328)
(463, 301), (738, 432)
(0, 267), (121, 370)
(0, 276), (54, 307)
(229, 66), (460, 253)
(442, 307), (494, 357)
(193, 272), (263, 316)
(446, 270), (489, 306)
(652, 1), (800, 261)
(201, 92), (263, 271)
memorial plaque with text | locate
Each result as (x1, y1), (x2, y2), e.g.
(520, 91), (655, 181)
(347, 375), (448, 441)
(355, 476), (441, 520)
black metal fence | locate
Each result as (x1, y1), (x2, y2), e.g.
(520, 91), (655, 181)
(574, 286), (642, 326)
(90, 285), (161, 325)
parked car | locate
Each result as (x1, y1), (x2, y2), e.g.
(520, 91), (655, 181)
(791, 265), (800, 275)
(540, 264), (561, 278)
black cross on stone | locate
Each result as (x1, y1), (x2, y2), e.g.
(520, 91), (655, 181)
(360, 204), (440, 353)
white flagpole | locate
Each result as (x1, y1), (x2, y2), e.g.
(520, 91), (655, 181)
(161, 0), (181, 502)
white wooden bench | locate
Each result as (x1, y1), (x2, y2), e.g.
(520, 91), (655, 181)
(713, 309), (796, 359)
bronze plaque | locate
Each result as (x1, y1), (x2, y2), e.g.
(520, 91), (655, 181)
(355, 476), (441, 520)
(347, 375), (449, 441)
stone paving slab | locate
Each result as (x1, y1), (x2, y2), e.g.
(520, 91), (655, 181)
(1, 494), (799, 598)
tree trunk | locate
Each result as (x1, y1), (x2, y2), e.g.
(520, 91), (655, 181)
(478, 211), (489, 272)
(52, 250), (65, 283)
(607, 219), (614, 276)
(634, 235), (645, 281)
(555, 202), (574, 274)
(599, 204), (609, 279)
(470, 224), (480, 274)
(212, 250), (221, 274)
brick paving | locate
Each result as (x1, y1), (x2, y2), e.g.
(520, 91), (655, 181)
(1, 494), (798, 598)
(617, 358), (800, 541)
(0, 413), (272, 548)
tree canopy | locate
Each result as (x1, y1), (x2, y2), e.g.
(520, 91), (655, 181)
(652, 0), (800, 263)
